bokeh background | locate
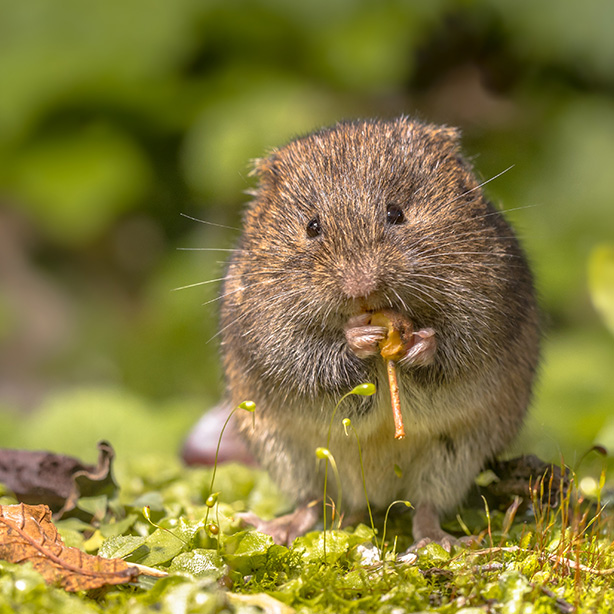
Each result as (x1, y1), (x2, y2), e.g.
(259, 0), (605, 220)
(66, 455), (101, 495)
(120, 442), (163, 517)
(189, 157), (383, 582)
(1, 0), (613, 481)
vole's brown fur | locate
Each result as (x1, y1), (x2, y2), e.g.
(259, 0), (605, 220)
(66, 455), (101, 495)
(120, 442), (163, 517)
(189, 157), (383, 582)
(217, 117), (540, 546)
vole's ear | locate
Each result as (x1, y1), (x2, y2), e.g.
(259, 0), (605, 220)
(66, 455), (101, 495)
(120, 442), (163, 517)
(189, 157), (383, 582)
(398, 116), (462, 153)
(433, 125), (461, 145)
(249, 152), (280, 183)
(245, 153), (280, 197)
(423, 124), (462, 155)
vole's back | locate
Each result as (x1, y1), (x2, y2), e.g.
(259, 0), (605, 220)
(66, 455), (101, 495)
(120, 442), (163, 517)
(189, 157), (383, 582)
(219, 117), (539, 521)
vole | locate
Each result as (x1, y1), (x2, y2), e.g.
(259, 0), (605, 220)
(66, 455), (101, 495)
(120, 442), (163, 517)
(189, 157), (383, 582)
(183, 116), (540, 549)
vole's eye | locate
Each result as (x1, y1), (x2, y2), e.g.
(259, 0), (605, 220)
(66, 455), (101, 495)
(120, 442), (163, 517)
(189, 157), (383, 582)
(386, 203), (405, 225)
(306, 216), (322, 238)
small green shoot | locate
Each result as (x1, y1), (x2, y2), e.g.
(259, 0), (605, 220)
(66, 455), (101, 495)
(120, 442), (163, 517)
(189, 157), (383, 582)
(321, 384), (375, 524)
(204, 400), (256, 536)
(142, 505), (190, 546)
(342, 417), (378, 549)
(481, 495), (493, 549)
(315, 447), (342, 530)
(315, 446), (340, 561)
(326, 383), (377, 453)
(499, 496), (522, 544)
(318, 383), (375, 562)
(324, 382), (375, 459)
(380, 499), (412, 559)
(205, 492), (219, 508)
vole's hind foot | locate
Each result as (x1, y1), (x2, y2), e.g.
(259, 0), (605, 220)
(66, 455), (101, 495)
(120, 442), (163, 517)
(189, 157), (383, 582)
(345, 314), (387, 358)
(238, 504), (319, 546)
(408, 501), (479, 553)
(407, 532), (479, 554)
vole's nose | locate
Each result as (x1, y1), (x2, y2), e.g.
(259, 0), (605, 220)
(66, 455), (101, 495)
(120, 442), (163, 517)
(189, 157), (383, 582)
(339, 259), (380, 299)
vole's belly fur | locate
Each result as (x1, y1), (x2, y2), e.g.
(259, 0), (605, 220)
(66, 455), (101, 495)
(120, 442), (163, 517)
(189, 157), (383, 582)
(233, 352), (528, 514)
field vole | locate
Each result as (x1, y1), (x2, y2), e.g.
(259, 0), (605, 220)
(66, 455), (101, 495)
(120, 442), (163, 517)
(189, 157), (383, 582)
(183, 117), (540, 549)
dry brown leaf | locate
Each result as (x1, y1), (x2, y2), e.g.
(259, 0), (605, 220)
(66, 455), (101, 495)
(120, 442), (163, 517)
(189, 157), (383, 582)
(0, 441), (117, 518)
(486, 455), (571, 506)
(0, 502), (139, 591)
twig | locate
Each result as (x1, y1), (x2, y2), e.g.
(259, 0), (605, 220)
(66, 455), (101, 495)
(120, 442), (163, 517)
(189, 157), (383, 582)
(469, 546), (614, 577)
(125, 562), (168, 578)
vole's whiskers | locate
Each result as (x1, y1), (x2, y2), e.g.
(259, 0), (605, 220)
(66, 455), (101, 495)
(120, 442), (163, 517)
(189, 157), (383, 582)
(409, 272), (500, 307)
(180, 212), (240, 232)
(174, 268), (281, 293)
(204, 280), (302, 344)
(395, 279), (441, 313)
(440, 165), (515, 210)
(207, 311), (249, 344)
(319, 301), (337, 329)
(410, 203), (536, 252)
(417, 265), (516, 288)
(390, 287), (410, 313)
(411, 223), (510, 248)
(178, 247), (245, 253)
(172, 277), (228, 292)
(411, 234), (523, 261)
(201, 277), (281, 307)
(419, 260), (524, 274)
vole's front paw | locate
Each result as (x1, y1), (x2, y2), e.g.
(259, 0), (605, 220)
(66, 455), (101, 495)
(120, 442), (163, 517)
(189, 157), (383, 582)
(345, 314), (387, 358)
(401, 328), (437, 367)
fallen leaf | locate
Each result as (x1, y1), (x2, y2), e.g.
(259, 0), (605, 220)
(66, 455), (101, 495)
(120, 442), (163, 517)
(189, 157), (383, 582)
(0, 441), (117, 518)
(486, 455), (571, 507)
(0, 503), (139, 591)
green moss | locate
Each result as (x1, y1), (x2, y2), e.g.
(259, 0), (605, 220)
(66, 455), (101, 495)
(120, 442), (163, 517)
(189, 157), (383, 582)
(3, 457), (613, 613)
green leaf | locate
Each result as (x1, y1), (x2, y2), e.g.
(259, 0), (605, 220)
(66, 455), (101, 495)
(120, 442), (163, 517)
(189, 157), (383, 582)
(223, 530), (275, 574)
(417, 541), (451, 564)
(137, 574), (223, 612)
(8, 124), (151, 245)
(120, 519), (204, 567)
(98, 534), (147, 560)
(99, 514), (138, 538)
(497, 571), (534, 607)
(589, 245), (614, 336)
(169, 549), (226, 579)
(293, 530), (350, 564)
(76, 495), (109, 518)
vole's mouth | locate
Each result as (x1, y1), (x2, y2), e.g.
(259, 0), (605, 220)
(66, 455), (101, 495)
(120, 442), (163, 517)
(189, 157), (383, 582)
(334, 294), (411, 324)
(352, 296), (394, 316)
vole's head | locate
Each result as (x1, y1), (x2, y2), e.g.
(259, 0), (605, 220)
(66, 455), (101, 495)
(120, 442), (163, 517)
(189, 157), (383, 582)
(236, 117), (520, 332)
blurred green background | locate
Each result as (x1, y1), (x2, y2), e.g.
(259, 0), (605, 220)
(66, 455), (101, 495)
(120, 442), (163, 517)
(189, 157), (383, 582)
(1, 0), (613, 479)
